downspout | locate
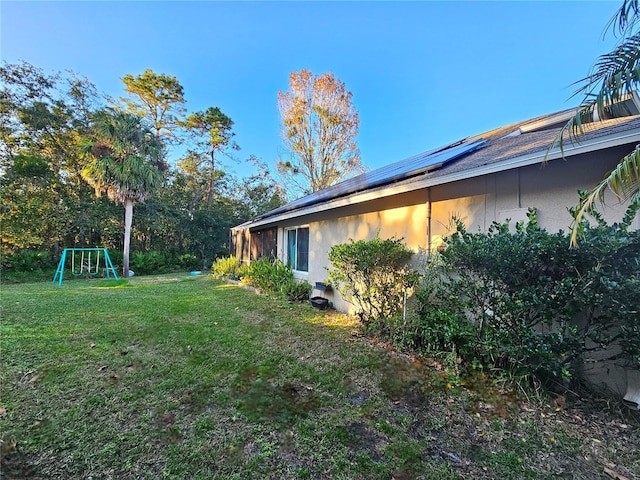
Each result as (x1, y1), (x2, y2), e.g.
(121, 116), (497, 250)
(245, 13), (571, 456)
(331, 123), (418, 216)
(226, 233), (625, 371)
(517, 168), (521, 209)
(426, 187), (432, 260)
(408, 187), (431, 323)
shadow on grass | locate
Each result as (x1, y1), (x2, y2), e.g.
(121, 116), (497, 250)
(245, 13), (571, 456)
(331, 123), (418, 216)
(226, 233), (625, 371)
(232, 368), (322, 425)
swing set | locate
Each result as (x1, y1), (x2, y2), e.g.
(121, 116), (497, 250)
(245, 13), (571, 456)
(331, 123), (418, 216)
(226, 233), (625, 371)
(52, 248), (119, 286)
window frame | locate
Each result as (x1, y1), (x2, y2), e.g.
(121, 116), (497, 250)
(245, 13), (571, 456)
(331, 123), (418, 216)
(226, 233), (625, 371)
(284, 225), (310, 273)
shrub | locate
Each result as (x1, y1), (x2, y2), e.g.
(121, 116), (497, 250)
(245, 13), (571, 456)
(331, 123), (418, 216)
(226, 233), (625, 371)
(2, 249), (53, 272)
(395, 306), (475, 359)
(242, 258), (311, 302)
(327, 236), (419, 324)
(106, 249), (123, 271)
(281, 279), (312, 302)
(408, 206), (640, 388)
(178, 253), (201, 271)
(244, 258), (294, 294)
(212, 255), (244, 279)
(130, 251), (169, 275)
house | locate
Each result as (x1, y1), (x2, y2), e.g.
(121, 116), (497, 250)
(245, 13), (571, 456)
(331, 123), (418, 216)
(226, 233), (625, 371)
(232, 104), (640, 311)
(231, 102), (640, 404)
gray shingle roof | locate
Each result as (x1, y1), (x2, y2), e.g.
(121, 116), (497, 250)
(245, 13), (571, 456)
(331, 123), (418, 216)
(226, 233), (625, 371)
(425, 114), (640, 181)
(240, 112), (640, 227)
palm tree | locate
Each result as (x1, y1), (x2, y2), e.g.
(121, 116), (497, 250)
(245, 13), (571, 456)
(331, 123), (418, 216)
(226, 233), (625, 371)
(560, 0), (640, 244)
(82, 110), (165, 277)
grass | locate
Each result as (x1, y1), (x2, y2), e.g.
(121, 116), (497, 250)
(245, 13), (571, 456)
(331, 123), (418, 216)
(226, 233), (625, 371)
(1, 268), (58, 285)
(1, 274), (639, 479)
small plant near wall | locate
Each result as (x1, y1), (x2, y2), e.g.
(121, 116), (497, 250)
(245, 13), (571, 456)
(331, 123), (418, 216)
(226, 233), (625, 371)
(281, 278), (312, 302)
(244, 258), (292, 292)
(327, 236), (420, 324)
(212, 255), (245, 280)
(213, 256), (311, 302)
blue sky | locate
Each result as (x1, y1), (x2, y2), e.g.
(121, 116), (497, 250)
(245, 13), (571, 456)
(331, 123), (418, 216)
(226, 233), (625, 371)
(1, 1), (621, 178)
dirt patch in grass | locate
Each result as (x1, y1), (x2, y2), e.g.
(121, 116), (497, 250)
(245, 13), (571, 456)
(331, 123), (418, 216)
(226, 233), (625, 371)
(335, 421), (387, 462)
(1, 440), (37, 479)
(232, 369), (322, 425)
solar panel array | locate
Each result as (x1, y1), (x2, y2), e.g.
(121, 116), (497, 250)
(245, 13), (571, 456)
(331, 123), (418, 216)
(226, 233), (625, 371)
(256, 139), (487, 220)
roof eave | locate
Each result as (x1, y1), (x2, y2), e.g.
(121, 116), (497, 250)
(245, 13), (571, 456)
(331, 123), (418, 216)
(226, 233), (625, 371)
(233, 128), (640, 231)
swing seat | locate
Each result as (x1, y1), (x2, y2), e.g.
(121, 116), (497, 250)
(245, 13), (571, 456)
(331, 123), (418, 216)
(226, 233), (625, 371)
(71, 250), (84, 276)
(53, 248), (118, 286)
(88, 252), (101, 276)
(69, 250), (103, 277)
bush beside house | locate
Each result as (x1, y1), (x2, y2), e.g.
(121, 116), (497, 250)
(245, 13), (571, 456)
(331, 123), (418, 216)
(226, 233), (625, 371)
(214, 256), (312, 303)
(327, 236), (419, 325)
(327, 206), (640, 394)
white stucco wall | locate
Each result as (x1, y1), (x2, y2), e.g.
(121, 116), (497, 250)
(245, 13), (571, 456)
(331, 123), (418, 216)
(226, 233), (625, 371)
(429, 150), (638, 246)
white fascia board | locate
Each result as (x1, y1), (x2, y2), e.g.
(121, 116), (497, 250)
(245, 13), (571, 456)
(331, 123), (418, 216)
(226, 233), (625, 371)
(242, 129), (640, 230)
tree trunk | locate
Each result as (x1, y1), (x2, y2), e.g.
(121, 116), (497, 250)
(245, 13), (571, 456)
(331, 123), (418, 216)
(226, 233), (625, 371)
(123, 199), (133, 278)
(207, 149), (215, 204)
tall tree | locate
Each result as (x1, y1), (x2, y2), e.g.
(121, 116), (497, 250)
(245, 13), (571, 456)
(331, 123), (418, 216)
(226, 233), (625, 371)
(181, 106), (238, 203)
(0, 62), (104, 255)
(81, 110), (165, 277)
(277, 69), (363, 197)
(121, 69), (186, 142)
(559, 0), (640, 244)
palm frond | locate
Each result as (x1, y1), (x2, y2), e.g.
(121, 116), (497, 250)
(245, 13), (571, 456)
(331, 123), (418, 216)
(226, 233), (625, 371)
(557, 2), (640, 245)
(82, 110), (165, 204)
(606, 0), (640, 37)
(547, 108), (589, 158)
(572, 34), (640, 107)
(570, 144), (640, 245)
(550, 34), (640, 157)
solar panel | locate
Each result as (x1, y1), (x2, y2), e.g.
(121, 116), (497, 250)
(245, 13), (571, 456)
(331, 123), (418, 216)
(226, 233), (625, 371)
(257, 139), (487, 220)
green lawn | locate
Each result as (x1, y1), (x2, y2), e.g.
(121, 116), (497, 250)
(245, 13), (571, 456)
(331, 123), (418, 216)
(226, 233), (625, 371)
(1, 275), (638, 479)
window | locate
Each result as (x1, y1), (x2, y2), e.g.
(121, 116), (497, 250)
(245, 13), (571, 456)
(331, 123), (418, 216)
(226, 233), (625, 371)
(286, 227), (309, 272)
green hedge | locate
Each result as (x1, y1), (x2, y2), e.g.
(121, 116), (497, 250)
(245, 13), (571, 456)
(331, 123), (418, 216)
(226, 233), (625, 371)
(400, 205), (639, 388)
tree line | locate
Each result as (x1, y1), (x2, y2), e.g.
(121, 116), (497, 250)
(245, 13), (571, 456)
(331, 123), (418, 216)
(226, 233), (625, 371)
(0, 63), (289, 276)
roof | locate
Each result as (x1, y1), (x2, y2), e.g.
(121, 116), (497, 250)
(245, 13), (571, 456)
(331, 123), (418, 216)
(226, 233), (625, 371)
(234, 110), (640, 231)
